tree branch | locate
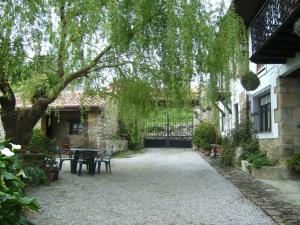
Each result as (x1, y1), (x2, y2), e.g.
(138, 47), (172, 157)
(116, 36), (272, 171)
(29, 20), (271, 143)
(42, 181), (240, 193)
(91, 61), (133, 72)
(220, 101), (232, 114)
(36, 45), (112, 106)
(57, 1), (67, 77)
(213, 102), (224, 115)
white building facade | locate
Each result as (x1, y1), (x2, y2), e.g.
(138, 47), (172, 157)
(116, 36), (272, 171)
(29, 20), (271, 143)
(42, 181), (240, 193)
(221, 0), (300, 165)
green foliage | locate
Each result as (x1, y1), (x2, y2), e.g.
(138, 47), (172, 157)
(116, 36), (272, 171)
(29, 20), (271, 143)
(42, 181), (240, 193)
(23, 166), (48, 187)
(147, 107), (193, 125)
(202, 143), (213, 151)
(145, 107), (193, 132)
(287, 153), (300, 172)
(28, 129), (48, 153)
(240, 137), (260, 160)
(231, 121), (254, 147)
(0, 142), (39, 224)
(206, 9), (247, 105)
(1, 0), (246, 146)
(247, 152), (272, 169)
(193, 122), (217, 149)
(241, 71), (260, 91)
(116, 77), (154, 148)
(220, 121), (261, 167)
(220, 142), (236, 167)
(216, 135), (229, 145)
(145, 126), (165, 133)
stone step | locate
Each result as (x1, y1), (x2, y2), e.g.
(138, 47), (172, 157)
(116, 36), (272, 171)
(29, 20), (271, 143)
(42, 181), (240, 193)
(252, 166), (294, 180)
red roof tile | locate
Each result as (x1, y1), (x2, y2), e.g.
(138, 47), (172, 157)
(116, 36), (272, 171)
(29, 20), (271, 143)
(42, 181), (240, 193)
(15, 91), (106, 109)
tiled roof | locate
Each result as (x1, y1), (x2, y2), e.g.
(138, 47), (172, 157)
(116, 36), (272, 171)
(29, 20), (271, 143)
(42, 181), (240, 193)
(15, 91), (107, 109)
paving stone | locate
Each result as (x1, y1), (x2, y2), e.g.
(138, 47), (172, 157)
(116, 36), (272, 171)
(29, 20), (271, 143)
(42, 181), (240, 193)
(201, 152), (300, 225)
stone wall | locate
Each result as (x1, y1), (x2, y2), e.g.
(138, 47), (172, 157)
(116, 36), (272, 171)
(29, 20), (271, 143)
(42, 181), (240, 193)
(50, 111), (89, 147)
(88, 102), (127, 152)
(255, 76), (300, 165)
(275, 76), (300, 164)
(259, 138), (280, 164)
(237, 90), (281, 164)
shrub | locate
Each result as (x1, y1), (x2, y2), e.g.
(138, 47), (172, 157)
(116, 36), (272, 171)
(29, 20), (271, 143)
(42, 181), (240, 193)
(202, 143), (212, 151)
(28, 128), (47, 153)
(287, 153), (300, 172)
(23, 166), (48, 187)
(220, 142), (236, 166)
(231, 121), (254, 147)
(193, 122), (216, 149)
(0, 141), (39, 224)
(240, 137), (260, 160)
(247, 152), (272, 169)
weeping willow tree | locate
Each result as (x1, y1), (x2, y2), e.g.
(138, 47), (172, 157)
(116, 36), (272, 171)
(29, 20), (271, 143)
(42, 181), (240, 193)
(205, 8), (248, 112)
(0, 0), (245, 145)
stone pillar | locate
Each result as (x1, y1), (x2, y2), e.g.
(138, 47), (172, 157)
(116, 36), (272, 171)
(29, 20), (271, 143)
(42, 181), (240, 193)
(276, 76), (300, 164)
(88, 102), (127, 152)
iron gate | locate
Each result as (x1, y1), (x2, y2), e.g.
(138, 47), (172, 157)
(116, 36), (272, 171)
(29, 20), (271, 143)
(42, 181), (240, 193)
(144, 110), (193, 148)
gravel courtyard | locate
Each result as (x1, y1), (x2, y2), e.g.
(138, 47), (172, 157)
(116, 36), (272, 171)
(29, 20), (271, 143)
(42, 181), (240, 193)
(28, 148), (275, 225)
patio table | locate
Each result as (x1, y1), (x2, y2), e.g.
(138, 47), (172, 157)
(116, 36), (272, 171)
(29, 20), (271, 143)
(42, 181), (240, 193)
(70, 148), (98, 175)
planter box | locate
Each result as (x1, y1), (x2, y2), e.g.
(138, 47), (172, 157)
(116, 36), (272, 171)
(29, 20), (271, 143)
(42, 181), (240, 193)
(252, 166), (292, 180)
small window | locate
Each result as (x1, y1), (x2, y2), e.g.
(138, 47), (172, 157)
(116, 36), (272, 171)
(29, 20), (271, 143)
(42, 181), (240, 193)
(69, 121), (84, 135)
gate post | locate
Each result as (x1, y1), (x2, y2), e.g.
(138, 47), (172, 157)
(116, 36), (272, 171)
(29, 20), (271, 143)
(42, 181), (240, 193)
(166, 113), (170, 148)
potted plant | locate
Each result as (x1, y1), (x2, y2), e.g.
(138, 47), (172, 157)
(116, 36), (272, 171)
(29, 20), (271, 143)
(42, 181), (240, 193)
(43, 144), (59, 181)
(240, 71), (260, 91)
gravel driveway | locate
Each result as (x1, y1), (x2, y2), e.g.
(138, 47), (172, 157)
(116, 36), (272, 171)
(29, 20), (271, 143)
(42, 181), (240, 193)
(28, 148), (275, 225)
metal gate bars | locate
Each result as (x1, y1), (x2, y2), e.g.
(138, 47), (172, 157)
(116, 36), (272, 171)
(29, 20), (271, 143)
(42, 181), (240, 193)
(144, 110), (193, 148)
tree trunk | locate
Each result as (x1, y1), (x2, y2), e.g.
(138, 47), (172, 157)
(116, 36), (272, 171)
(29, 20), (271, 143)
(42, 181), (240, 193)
(1, 103), (48, 145)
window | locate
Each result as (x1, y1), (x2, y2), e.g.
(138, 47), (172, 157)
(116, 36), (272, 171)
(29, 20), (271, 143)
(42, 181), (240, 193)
(221, 113), (225, 132)
(234, 103), (239, 125)
(258, 94), (271, 132)
(252, 92), (271, 133)
(69, 121), (84, 135)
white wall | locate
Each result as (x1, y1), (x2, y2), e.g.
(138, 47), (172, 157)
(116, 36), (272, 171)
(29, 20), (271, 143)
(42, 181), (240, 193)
(220, 29), (300, 139)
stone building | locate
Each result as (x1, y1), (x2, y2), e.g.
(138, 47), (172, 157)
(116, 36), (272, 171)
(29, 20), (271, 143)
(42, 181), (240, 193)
(0, 91), (127, 152)
(219, 0), (300, 165)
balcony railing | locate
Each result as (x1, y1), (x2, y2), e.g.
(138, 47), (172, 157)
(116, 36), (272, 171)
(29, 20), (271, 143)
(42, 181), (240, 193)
(251, 0), (300, 55)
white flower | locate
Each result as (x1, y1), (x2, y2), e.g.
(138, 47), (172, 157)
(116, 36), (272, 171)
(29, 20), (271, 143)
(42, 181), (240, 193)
(16, 170), (27, 178)
(1, 148), (15, 157)
(9, 143), (21, 150)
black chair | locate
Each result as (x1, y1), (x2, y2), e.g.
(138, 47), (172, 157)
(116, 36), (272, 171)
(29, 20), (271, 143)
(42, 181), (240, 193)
(78, 150), (97, 176)
(57, 145), (73, 170)
(94, 148), (113, 174)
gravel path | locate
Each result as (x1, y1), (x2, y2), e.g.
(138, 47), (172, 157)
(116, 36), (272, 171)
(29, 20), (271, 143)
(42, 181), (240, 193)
(28, 148), (275, 225)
